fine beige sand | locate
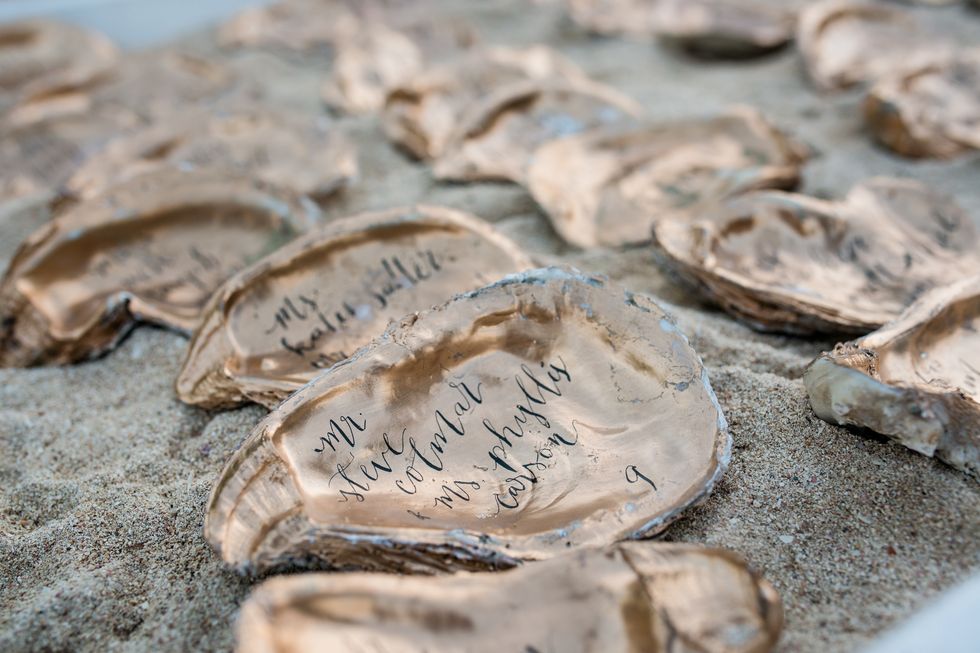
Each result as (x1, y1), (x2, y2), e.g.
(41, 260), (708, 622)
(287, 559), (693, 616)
(1, 2), (979, 651)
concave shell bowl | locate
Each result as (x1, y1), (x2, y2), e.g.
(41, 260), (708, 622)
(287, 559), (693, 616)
(383, 45), (588, 160)
(432, 80), (641, 183)
(205, 268), (730, 574)
(805, 276), (980, 481)
(176, 205), (533, 409)
(236, 543), (782, 653)
(651, 178), (979, 334)
(0, 169), (321, 367)
(527, 106), (807, 248)
(65, 108), (358, 200)
(865, 48), (980, 159)
(797, 0), (948, 91)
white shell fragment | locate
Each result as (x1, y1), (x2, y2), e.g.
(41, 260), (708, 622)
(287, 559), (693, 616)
(236, 543), (783, 653)
(205, 268), (730, 574)
(805, 276), (980, 481)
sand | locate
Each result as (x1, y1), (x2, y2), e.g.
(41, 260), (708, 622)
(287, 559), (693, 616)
(1, 1), (979, 651)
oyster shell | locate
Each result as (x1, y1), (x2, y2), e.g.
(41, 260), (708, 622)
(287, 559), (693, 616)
(383, 46), (588, 160)
(218, 0), (355, 50)
(527, 107), (808, 248)
(321, 16), (475, 114)
(651, 0), (796, 58)
(564, 0), (659, 37)
(236, 543), (782, 653)
(797, 0), (949, 91)
(0, 20), (117, 114)
(433, 80), (641, 183)
(805, 276), (980, 480)
(65, 108), (358, 200)
(176, 205), (533, 409)
(865, 48), (980, 159)
(651, 178), (979, 334)
(0, 170), (321, 367)
(205, 268), (730, 573)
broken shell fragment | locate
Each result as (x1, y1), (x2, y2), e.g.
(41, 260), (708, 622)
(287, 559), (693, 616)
(527, 107), (808, 248)
(205, 268), (730, 573)
(651, 0), (796, 58)
(0, 170), (321, 367)
(805, 276), (980, 480)
(176, 205), (533, 409)
(865, 49), (980, 159)
(321, 16), (476, 114)
(236, 543), (782, 653)
(65, 108), (358, 200)
(218, 0), (354, 50)
(797, 0), (948, 91)
(0, 20), (117, 114)
(383, 46), (588, 160)
(651, 178), (979, 334)
(433, 80), (641, 183)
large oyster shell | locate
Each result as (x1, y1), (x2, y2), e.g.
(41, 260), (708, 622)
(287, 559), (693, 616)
(805, 276), (980, 480)
(797, 0), (949, 91)
(527, 107), (807, 248)
(650, 0), (796, 58)
(0, 20), (117, 114)
(651, 178), (979, 334)
(433, 80), (641, 183)
(65, 108), (358, 200)
(0, 170), (321, 367)
(383, 46), (588, 160)
(176, 205), (533, 409)
(321, 16), (475, 114)
(865, 48), (980, 159)
(205, 268), (730, 573)
(236, 543), (782, 653)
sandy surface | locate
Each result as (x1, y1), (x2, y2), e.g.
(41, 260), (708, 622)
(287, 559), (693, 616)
(1, 2), (979, 651)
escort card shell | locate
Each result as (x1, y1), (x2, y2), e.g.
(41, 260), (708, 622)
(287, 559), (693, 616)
(651, 0), (796, 58)
(0, 20), (117, 115)
(797, 0), (948, 91)
(65, 108), (358, 200)
(527, 107), (808, 248)
(433, 80), (641, 183)
(176, 205), (533, 409)
(805, 276), (980, 481)
(205, 268), (730, 573)
(383, 46), (588, 160)
(0, 170), (321, 367)
(236, 543), (782, 653)
(651, 178), (979, 334)
(864, 48), (980, 159)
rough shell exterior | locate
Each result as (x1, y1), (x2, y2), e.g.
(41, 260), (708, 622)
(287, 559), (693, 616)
(175, 205), (533, 409)
(805, 276), (980, 481)
(0, 169), (321, 367)
(205, 268), (730, 574)
(651, 0), (796, 58)
(237, 543), (782, 653)
(651, 178), (979, 334)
